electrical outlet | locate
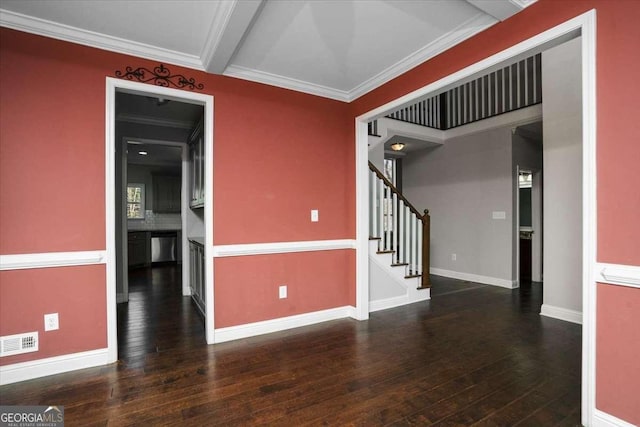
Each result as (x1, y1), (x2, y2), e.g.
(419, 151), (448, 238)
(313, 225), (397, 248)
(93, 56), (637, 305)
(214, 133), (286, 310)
(44, 313), (59, 331)
(279, 285), (287, 299)
(311, 209), (319, 222)
(451, 254), (457, 261)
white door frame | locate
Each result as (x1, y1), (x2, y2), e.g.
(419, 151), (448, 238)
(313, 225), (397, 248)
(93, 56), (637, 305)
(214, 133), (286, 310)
(354, 11), (596, 425)
(106, 77), (215, 364)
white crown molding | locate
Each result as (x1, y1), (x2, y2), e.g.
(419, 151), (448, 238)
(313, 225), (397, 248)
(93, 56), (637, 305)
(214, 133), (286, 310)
(0, 250), (106, 271)
(0, 348), (108, 385)
(596, 263), (640, 289)
(213, 306), (356, 343)
(0, 9), (204, 70)
(540, 304), (583, 325)
(223, 65), (352, 102)
(116, 113), (195, 130)
(348, 13), (498, 102)
(213, 239), (356, 257)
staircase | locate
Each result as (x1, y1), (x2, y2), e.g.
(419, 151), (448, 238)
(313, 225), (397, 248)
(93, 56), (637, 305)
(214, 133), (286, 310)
(368, 161), (430, 311)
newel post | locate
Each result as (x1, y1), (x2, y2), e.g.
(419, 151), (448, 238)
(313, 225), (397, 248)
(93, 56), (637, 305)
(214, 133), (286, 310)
(420, 209), (431, 288)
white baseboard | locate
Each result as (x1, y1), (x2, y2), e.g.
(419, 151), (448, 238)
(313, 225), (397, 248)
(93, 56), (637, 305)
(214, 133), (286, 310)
(214, 306), (356, 343)
(430, 268), (517, 289)
(0, 348), (110, 385)
(593, 409), (637, 427)
(370, 291), (430, 313)
(540, 304), (583, 325)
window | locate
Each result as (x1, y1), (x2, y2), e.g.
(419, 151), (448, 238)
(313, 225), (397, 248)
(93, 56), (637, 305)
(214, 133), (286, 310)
(127, 184), (145, 219)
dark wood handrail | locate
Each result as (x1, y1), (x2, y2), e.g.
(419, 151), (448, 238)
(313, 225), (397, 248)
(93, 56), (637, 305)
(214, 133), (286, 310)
(369, 161), (431, 289)
(368, 162), (424, 219)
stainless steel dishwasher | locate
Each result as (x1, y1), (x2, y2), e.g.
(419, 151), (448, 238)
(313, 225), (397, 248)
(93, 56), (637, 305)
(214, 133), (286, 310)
(151, 231), (177, 263)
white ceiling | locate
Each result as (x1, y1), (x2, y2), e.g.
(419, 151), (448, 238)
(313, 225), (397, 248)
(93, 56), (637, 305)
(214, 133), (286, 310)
(0, 0), (535, 102)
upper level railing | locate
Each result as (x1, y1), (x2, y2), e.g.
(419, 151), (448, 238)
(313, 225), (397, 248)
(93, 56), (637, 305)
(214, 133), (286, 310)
(369, 53), (542, 134)
(369, 161), (430, 289)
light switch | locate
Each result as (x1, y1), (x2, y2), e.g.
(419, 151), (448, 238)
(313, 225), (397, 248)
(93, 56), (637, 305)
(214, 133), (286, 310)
(279, 285), (287, 299)
(311, 209), (319, 222)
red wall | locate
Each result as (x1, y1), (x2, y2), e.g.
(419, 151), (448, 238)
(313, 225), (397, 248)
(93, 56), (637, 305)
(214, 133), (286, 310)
(0, 28), (355, 364)
(596, 284), (640, 425)
(351, 0), (640, 423)
(0, 265), (107, 366)
(215, 250), (355, 327)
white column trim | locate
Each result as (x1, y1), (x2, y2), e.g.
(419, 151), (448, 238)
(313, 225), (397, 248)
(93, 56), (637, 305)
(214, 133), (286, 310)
(212, 239), (356, 257)
(596, 263), (640, 289)
(0, 250), (106, 271)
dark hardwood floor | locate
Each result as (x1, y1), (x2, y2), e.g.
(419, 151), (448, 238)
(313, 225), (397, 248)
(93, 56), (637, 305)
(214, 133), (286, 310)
(0, 267), (582, 426)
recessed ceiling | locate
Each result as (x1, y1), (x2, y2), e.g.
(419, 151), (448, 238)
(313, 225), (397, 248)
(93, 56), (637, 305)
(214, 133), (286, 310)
(0, 0), (536, 101)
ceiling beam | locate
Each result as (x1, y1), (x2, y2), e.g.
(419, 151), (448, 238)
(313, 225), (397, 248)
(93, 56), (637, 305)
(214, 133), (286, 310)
(465, 0), (531, 21)
(201, 0), (264, 74)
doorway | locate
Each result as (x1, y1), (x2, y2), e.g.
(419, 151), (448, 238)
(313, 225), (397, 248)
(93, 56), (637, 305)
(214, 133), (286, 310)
(106, 78), (215, 364)
(115, 93), (206, 359)
(354, 12), (596, 424)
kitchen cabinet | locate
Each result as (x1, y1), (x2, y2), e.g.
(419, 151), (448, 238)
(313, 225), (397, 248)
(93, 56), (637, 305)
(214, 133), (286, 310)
(153, 174), (181, 213)
(189, 121), (204, 209)
(189, 239), (205, 316)
(128, 231), (150, 268)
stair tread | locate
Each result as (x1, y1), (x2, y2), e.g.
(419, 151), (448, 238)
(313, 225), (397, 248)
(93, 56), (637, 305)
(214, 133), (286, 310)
(404, 274), (421, 279)
(391, 263), (409, 267)
(377, 250), (395, 254)
(369, 237), (381, 240)
(416, 285), (431, 290)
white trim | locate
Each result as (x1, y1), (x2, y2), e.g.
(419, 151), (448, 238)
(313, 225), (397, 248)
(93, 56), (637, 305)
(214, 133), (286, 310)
(0, 9), (203, 70)
(369, 292), (430, 313)
(223, 65), (351, 102)
(596, 263), (640, 289)
(593, 409), (637, 427)
(540, 304), (583, 324)
(213, 306), (356, 343)
(201, 0), (264, 74)
(200, 0), (238, 72)
(106, 78), (215, 358)
(430, 268), (518, 289)
(349, 14), (497, 101)
(580, 11), (598, 427)
(355, 12), (597, 424)
(212, 239), (356, 257)
(0, 251), (105, 271)
(355, 120), (370, 321)
(0, 348), (109, 385)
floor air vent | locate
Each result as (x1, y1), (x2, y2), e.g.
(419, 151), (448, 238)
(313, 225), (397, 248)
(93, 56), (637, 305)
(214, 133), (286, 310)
(0, 332), (38, 357)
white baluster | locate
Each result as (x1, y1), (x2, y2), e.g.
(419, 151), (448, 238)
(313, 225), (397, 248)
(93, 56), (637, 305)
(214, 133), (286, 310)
(378, 178), (384, 245)
(405, 205), (411, 270)
(417, 218), (423, 275)
(384, 191), (391, 252)
(370, 171), (377, 237)
(399, 201), (404, 265)
(392, 193), (398, 263)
